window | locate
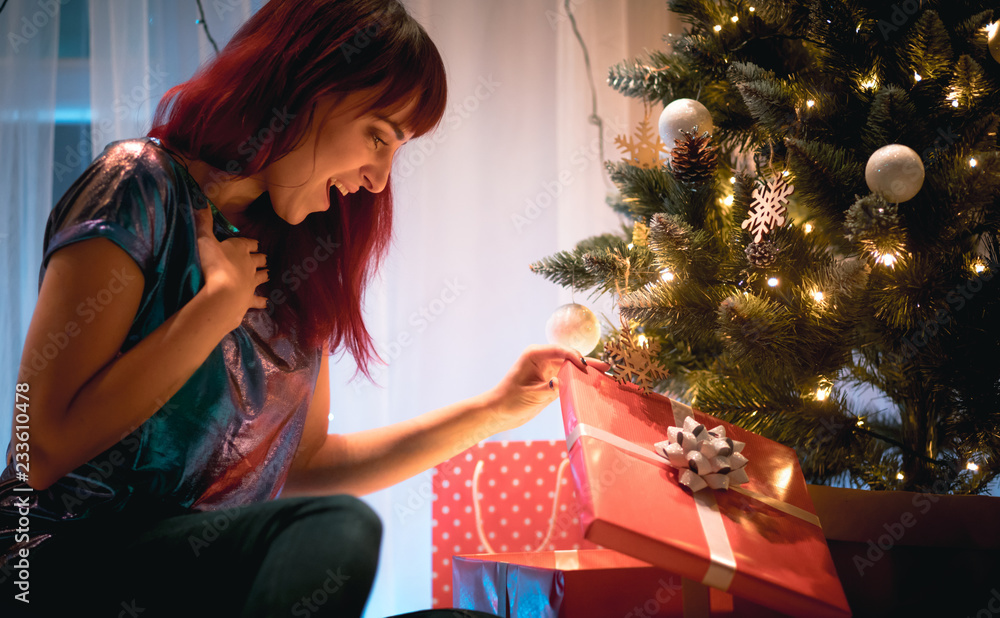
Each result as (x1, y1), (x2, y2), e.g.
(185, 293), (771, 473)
(52, 0), (90, 201)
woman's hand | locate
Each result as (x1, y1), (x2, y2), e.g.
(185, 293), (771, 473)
(194, 205), (269, 331)
(483, 344), (611, 435)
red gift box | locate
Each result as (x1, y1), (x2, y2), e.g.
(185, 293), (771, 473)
(557, 362), (852, 618)
(452, 549), (788, 617)
(431, 440), (597, 608)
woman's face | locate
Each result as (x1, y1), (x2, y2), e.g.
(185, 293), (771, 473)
(261, 91), (415, 225)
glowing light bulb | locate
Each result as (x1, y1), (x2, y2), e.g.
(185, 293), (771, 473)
(767, 277), (779, 287)
(812, 291), (824, 302)
(874, 252), (897, 268)
(856, 418), (865, 427)
(627, 243), (634, 250)
(661, 269), (675, 282)
(914, 72), (922, 82)
(730, 176), (736, 184)
(896, 472), (904, 480)
(952, 99), (959, 108)
(970, 158), (978, 168)
(749, 7), (755, 12)
(723, 195), (734, 206)
(815, 386), (831, 401)
(731, 15), (739, 23)
(975, 262), (986, 274)
(806, 99), (815, 108)
(967, 461), (980, 471)
(861, 76), (878, 90)
(636, 333), (648, 347)
(782, 170), (790, 177)
(713, 24), (722, 32)
(804, 223), (813, 234)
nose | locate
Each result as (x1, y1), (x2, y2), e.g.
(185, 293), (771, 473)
(362, 157), (392, 194)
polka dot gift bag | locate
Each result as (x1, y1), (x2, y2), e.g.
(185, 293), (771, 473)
(430, 440), (597, 608)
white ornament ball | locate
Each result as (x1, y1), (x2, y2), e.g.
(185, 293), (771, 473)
(659, 98), (714, 146)
(989, 23), (1000, 64)
(545, 303), (601, 355)
(865, 144), (925, 203)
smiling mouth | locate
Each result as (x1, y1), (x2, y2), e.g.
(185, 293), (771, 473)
(332, 179), (350, 196)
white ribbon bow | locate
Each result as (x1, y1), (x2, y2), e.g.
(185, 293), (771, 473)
(654, 416), (750, 492)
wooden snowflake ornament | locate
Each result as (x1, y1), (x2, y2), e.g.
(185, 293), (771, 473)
(614, 113), (668, 169)
(602, 320), (669, 394)
(741, 176), (795, 243)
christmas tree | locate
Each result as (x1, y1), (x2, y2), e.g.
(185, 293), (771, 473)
(531, 0), (1000, 495)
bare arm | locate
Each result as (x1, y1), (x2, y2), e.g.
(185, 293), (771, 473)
(16, 207), (267, 490)
(281, 347), (604, 498)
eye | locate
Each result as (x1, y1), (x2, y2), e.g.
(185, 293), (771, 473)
(371, 133), (387, 149)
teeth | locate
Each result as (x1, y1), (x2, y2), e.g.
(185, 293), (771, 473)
(332, 180), (348, 196)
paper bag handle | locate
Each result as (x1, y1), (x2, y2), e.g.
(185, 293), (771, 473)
(472, 456), (571, 554)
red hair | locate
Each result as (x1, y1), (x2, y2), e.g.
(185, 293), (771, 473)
(148, 0), (447, 381)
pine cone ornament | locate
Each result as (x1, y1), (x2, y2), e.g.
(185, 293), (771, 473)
(745, 240), (779, 268)
(669, 131), (719, 185)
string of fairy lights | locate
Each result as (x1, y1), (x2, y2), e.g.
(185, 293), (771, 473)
(635, 10), (1000, 482)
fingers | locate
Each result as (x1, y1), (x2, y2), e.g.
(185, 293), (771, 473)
(583, 356), (612, 372)
(251, 294), (269, 310)
(528, 345), (592, 372)
(255, 268), (270, 286)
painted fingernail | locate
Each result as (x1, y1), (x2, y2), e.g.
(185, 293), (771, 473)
(580, 357), (588, 366)
(549, 379), (554, 389)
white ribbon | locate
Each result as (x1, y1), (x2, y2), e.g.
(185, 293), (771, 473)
(565, 409), (820, 591)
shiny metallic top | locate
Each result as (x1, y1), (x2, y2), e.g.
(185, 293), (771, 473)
(1, 138), (322, 550)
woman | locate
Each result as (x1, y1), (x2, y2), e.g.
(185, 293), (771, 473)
(0, 1), (603, 616)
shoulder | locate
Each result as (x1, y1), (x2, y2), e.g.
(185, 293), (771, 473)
(43, 138), (193, 272)
(91, 137), (184, 190)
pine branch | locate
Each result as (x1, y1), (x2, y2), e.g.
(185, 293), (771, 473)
(904, 10), (953, 82)
(784, 138), (864, 217)
(605, 161), (684, 222)
(862, 86), (919, 152)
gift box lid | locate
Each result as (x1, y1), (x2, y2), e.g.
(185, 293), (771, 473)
(557, 362), (851, 618)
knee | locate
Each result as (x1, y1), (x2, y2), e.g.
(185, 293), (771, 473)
(329, 494), (382, 546)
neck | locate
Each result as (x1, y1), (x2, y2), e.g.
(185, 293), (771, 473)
(172, 154), (266, 229)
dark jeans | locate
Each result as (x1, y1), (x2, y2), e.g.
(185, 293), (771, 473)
(0, 494), (498, 618)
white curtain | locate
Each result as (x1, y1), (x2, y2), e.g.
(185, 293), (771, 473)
(3, 0), (678, 615)
(0, 1), (61, 471)
(338, 1), (679, 614)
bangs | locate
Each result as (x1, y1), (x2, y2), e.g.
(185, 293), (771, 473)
(368, 22), (447, 138)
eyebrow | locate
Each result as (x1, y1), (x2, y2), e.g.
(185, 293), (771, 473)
(376, 115), (406, 141)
